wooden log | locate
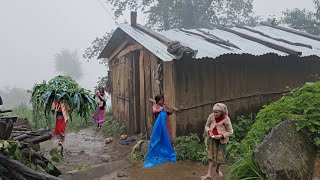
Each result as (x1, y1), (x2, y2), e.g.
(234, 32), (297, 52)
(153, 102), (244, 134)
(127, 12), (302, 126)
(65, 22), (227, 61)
(23, 133), (53, 145)
(13, 134), (30, 141)
(180, 29), (238, 50)
(0, 109), (12, 113)
(12, 130), (32, 134)
(217, 27), (302, 56)
(0, 119), (14, 140)
(0, 154), (62, 180)
(196, 29), (240, 49)
(260, 22), (320, 42)
(13, 127), (29, 131)
(21, 149), (62, 177)
(236, 26), (313, 49)
(136, 25), (172, 46)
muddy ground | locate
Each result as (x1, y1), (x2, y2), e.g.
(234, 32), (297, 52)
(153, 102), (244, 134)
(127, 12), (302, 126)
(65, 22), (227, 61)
(40, 127), (136, 173)
(40, 127), (320, 180)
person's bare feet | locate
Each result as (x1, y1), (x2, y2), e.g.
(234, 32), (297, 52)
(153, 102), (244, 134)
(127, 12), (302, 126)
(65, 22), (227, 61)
(201, 174), (211, 180)
(217, 170), (223, 177)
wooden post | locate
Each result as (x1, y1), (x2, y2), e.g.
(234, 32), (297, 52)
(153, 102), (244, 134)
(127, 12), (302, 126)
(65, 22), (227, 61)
(131, 11), (137, 27)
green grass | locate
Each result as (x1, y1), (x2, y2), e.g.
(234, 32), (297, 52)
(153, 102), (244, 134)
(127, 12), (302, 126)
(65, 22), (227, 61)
(103, 108), (125, 136)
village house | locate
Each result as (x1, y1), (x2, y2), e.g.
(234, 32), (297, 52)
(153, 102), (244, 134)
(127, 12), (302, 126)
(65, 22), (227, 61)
(98, 13), (320, 139)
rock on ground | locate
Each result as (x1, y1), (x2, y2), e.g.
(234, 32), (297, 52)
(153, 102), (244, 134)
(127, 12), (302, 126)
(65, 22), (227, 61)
(254, 120), (316, 180)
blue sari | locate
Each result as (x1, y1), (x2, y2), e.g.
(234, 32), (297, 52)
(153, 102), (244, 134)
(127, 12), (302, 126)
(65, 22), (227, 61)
(143, 108), (176, 168)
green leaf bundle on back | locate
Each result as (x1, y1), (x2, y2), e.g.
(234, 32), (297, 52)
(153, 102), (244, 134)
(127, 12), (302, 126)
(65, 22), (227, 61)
(31, 75), (97, 125)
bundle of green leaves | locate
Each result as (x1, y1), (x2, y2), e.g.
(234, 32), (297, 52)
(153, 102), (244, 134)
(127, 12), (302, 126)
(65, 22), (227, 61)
(31, 75), (97, 123)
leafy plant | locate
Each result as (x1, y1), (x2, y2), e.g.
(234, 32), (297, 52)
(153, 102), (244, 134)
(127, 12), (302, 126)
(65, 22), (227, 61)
(242, 82), (320, 151)
(227, 115), (256, 158)
(0, 140), (57, 176)
(229, 81), (320, 179)
(49, 148), (64, 164)
(31, 75), (97, 126)
(173, 133), (207, 162)
(130, 151), (144, 162)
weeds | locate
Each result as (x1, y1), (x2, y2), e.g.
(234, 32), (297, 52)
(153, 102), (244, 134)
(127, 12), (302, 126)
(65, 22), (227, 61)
(103, 108), (125, 136)
(174, 133), (207, 163)
(227, 149), (264, 180)
(130, 151), (144, 162)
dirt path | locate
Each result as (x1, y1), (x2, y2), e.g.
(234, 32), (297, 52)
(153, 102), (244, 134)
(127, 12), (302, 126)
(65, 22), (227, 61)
(39, 128), (320, 179)
(40, 127), (136, 173)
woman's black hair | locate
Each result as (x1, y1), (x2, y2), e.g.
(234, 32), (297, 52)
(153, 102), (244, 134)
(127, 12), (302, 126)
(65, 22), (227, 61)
(155, 94), (164, 103)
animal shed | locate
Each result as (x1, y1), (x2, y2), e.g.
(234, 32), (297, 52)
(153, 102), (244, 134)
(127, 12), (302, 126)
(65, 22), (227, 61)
(99, 20), (320, 138)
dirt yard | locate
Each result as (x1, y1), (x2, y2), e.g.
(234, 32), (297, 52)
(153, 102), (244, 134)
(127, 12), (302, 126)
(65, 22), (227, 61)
(40, 127), (320, 180)
(40, 127), (136, 173)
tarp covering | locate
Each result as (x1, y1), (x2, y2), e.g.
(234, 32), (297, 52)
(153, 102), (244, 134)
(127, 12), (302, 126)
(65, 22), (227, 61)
(143, 108), (176, 168)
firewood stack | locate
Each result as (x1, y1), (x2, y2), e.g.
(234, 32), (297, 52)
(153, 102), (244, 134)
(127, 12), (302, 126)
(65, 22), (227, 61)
(0, 96), (62, 179)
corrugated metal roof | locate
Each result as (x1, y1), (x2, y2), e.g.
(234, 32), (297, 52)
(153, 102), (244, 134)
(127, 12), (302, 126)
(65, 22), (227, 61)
(119, 24), (175, 61)
(99, 24), (320, 61)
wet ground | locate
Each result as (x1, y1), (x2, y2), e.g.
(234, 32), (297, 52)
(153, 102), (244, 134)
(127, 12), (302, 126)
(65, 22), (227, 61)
(40, 127), (320, 179)
(100, 161), (227, 180)
(40, 127), (135, 173)
(314, 158), (320, 180)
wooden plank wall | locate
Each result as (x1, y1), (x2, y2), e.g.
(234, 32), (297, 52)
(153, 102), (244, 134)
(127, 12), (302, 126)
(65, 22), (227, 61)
(109, 47), (162, 135)
(173, 54), (320, 136)
(139, 48), (162, 137)
(109, 55), (131, 132)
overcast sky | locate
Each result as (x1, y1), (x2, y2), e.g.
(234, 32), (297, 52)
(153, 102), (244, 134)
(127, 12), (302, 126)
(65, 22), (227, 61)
(0, 0), (316, 91)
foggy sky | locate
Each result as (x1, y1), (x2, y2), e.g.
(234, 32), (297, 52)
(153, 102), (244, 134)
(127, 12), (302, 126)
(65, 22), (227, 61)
(0, 0), (315, 91)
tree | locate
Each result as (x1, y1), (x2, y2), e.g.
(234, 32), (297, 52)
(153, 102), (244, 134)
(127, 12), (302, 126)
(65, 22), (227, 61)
(108, 0), (257, 30)
(282, 0), (320, 35)
(83, 31), (114, 62)
(54, 49), (84, 81)
(83, 32), (113, 92)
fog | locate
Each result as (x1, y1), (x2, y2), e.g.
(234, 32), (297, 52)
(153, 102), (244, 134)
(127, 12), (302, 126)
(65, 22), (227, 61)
(0, 0), (315, 91)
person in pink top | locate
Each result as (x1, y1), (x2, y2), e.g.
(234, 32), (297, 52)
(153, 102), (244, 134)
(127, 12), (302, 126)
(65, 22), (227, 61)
(152, 95), (173, 142)
(201, 103), (233, 179)
(92, 87), (107, 129)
